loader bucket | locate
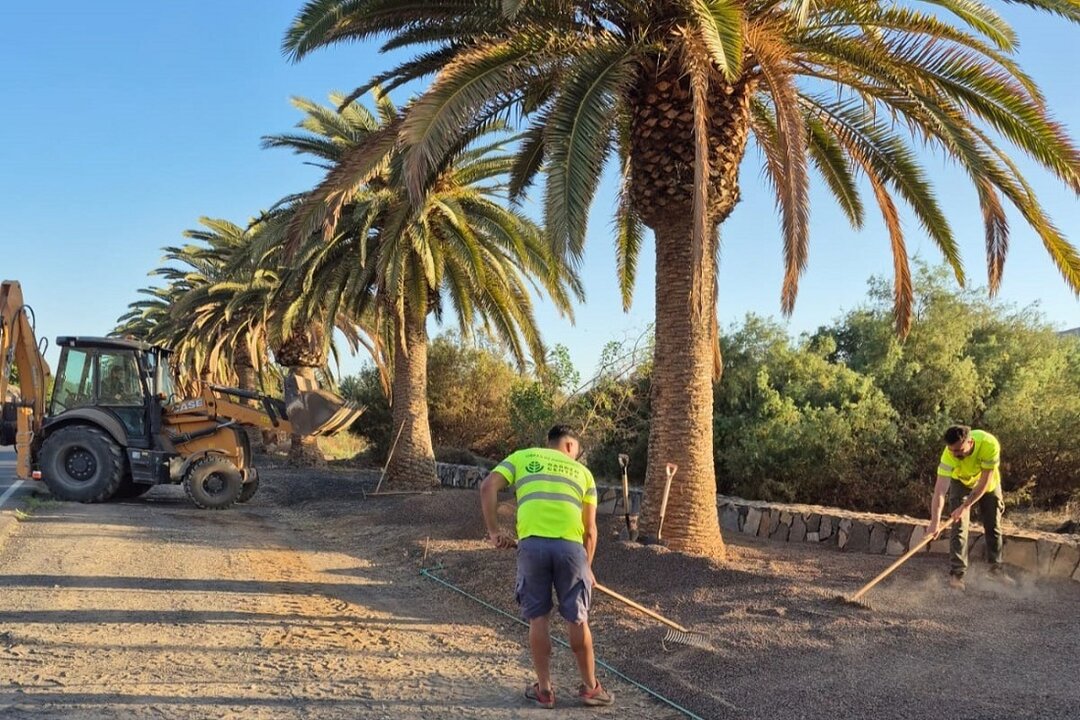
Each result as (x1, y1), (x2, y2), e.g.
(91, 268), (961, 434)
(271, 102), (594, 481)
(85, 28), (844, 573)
(284, 375), (364, 437)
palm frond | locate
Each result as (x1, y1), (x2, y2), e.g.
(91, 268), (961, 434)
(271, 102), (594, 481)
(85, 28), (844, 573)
(543, 37), (634, 261)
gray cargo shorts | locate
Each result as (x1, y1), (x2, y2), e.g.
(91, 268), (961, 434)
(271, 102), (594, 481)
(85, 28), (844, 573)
(515, 536), (592, 623)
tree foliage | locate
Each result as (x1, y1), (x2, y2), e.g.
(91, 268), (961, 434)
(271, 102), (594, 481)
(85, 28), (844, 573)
(360, 267), (1080, 514)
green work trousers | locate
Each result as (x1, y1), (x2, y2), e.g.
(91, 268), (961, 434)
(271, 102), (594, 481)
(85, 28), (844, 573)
(948, 480), (1004, 577)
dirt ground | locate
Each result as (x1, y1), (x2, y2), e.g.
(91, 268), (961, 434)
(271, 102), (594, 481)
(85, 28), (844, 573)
(2, 461), (1078, 720)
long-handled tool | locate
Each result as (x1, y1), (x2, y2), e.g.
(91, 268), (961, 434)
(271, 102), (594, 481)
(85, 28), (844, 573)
(656, 463), (677, 543)
(594, 581), (711, 650)
(618, 454), (637, 542)
(370, 420), (406, 496)
(839, 517), (957, 608)
(639, 462), (678, 546)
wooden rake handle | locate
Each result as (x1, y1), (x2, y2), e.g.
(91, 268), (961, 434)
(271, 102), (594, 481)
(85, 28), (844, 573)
(849, 518), (956, 602)
(594, 582), (689, 633)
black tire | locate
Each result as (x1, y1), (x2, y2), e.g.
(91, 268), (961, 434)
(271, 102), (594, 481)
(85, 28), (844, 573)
(237, 474), (260, 503)
(114, 479), (154, 499)
(183, 456), (243, 510)
(39, 426), (125, 503)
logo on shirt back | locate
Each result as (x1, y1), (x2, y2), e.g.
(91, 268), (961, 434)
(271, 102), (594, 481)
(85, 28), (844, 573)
(526, 460), (544, 474)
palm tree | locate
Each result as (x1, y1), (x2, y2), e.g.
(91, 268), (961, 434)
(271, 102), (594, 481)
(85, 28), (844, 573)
(117, 218), (280, 454)
(284, 0), (1080, 554)
(197, 214), (380, 466)
(119, 215), (372, 463)
(118, 219), (277, 391)
(265, 92), (581, 488)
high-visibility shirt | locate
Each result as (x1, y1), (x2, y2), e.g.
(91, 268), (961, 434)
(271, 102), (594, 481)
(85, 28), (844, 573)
(938, 429), (1001, 493)
(492, 447), (597, 543)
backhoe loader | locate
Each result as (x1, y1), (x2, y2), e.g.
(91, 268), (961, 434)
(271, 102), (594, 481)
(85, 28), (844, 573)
(1, 280), (363, 509)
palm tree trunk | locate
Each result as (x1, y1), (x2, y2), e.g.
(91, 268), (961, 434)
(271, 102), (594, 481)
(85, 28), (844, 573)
(629, 57), (753, 557)
(384, 308), (437, 489)
(640, 211), (724, 556)
(287, 366), (326, 468)
(233, 343), (265, 454)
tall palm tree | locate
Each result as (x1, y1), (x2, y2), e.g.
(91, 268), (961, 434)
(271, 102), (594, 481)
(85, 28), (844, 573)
(284, 0), (1080, 554)
(265, 92), (582, 488)
(226, 212), (380, 467)
(119, 214), (373, 463)
(117, 218), (281, 455)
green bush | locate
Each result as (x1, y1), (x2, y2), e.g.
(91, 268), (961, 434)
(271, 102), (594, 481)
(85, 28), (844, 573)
(341, 268), (1080, 514)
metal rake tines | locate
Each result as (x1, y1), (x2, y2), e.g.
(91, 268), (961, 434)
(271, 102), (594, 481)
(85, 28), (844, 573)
(662, 628), (713, 651)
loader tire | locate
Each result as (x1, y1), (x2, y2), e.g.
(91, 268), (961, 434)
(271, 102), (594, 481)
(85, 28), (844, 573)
(237, 474), (260, 503)
(183, 456), (243, 510)
(39, 426), (125, 503)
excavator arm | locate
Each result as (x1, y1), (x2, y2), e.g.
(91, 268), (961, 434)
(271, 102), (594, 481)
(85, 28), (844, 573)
(1, 280), (53, 477)
(164, 382), (363, 442)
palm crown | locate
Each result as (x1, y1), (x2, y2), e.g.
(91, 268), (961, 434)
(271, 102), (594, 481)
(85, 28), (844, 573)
(265, 91), (582, 486)
(285, 0), (1080, 332)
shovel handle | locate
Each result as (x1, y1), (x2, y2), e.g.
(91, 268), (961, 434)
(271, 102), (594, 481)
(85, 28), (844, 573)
(849, 518), (956, 602)
(594, 582), (689, 633)
(657, 463), (677, 540)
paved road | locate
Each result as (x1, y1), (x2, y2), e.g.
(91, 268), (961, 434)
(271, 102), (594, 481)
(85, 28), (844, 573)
(0, 448), (31, 511)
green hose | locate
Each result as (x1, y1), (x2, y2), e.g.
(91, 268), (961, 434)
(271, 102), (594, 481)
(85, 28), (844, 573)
(419, 566), (708, 720)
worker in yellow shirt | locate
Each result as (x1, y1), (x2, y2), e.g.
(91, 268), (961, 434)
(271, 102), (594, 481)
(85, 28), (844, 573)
(480, 425), (613, 710)
(927, 425), (1014, 589)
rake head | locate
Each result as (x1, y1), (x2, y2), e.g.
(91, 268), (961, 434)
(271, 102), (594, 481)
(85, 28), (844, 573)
(661, 628), (713, 651)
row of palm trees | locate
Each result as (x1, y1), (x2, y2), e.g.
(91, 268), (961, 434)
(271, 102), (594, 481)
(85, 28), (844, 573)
(118, 92), (580, 478)
(127, 0), (1080, 556)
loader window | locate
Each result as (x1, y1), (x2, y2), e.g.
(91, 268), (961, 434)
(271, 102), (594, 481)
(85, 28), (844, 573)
(51, 348), (95, 413)
(98, 352), (143, 406)
(98, 351), (147, 440)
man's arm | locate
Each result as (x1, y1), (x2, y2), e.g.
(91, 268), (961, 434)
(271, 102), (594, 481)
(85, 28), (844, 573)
(581, 501), (597, 584)
(581, 502), (597, 565)
(928, 474), (951, 536)
(480, 472), (516, 549)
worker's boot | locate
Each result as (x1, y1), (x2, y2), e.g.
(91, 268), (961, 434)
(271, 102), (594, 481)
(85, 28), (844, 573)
(947, 574), (966, 591)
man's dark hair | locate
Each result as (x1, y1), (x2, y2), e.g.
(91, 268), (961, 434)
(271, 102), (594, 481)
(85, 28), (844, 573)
(943, 425), (971, 445)
(547, 424), (579, 445)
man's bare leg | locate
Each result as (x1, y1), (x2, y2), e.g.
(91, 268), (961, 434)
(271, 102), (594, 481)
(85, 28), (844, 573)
(529, 616), (553, 691)
(567, 620), (597, 689)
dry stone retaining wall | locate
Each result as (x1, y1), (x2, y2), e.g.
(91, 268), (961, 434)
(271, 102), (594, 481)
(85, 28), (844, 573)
(436, 462), (488, 489)
(717, 495), (1080, 582)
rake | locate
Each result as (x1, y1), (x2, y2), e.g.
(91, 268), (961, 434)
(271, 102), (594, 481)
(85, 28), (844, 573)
(836, 516), (957, 609)
(594, 582), (712, 650)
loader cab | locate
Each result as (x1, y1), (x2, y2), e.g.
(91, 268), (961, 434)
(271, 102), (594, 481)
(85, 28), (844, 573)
(49, 337), (171, 448)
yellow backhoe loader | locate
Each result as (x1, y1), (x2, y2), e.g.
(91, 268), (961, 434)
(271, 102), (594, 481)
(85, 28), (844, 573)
(1, 280), (363, 509)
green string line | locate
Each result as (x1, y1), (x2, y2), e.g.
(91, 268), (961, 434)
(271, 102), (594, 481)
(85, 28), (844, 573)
(419, 567), (707, 720)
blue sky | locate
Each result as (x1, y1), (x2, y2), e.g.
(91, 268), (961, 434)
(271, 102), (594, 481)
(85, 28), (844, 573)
(2, 1), (1077, 381)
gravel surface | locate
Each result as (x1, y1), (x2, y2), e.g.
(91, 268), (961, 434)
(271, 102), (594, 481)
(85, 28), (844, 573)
(2, 460), (1077, 720)
(291, 470), (1080, 720)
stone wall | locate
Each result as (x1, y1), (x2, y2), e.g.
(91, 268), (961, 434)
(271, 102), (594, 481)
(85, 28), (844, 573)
(716, 495), (1080, 582)
(443, 472), (1080, 583)
(436, 462), (488, 489)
